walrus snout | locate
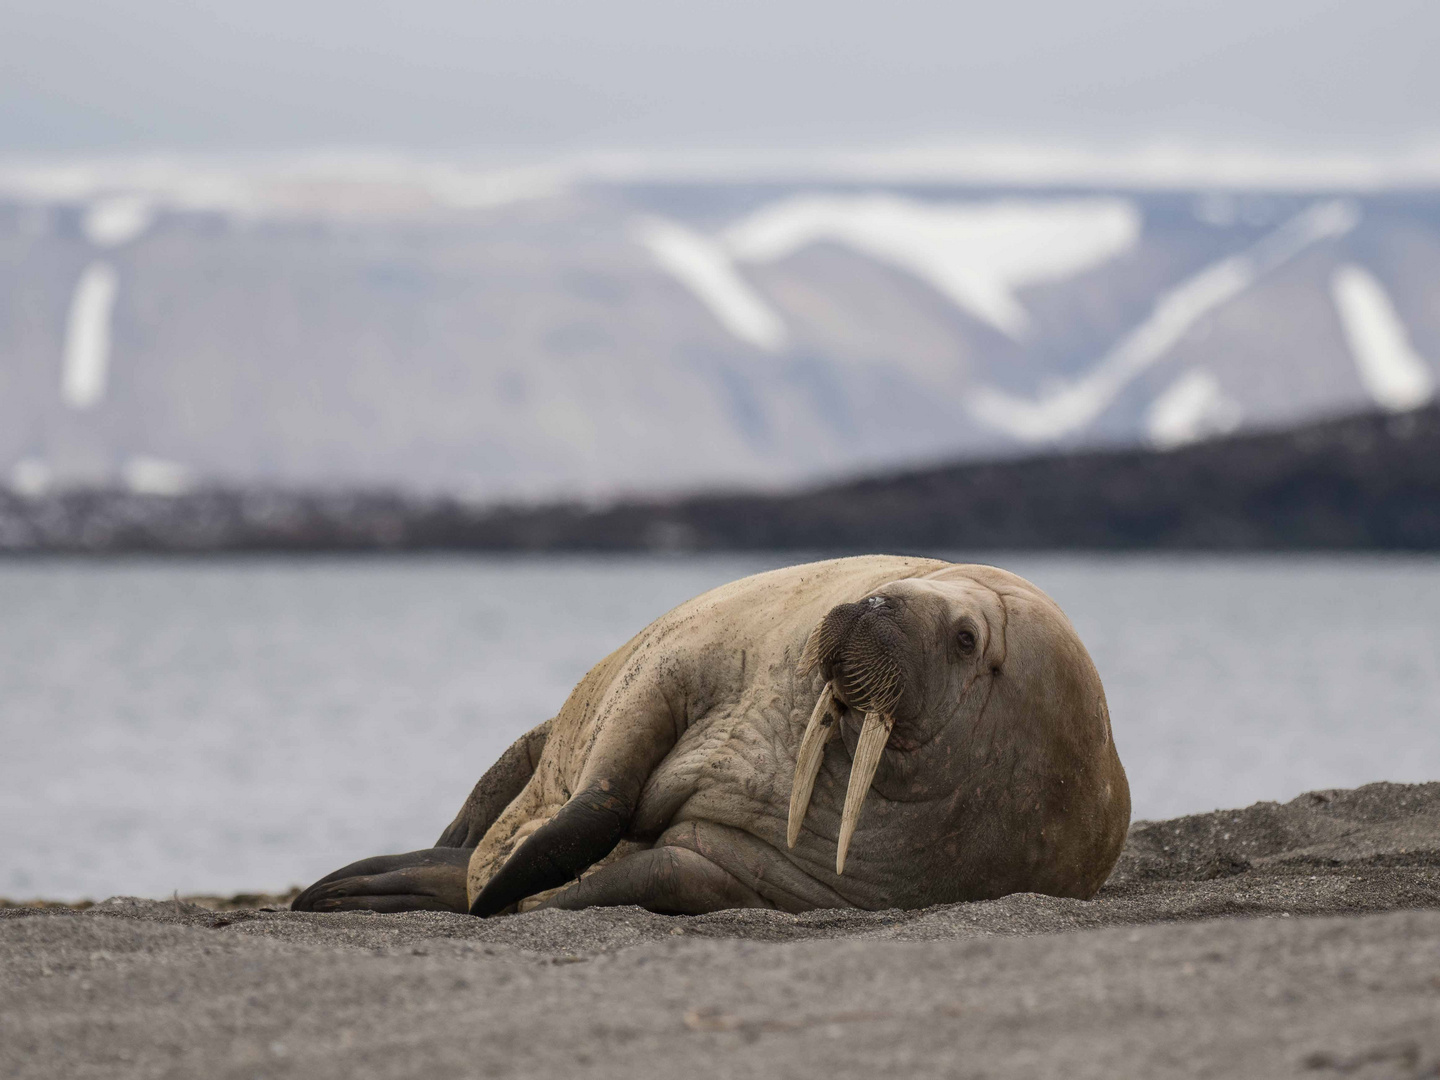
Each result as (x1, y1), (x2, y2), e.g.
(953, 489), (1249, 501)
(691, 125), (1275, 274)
(793, 595), (916, 875)
(803, 596), (913, 718)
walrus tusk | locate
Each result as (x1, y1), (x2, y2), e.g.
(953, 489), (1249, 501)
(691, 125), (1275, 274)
(787, 682), (837, 849)
(835, 711), (893, 875)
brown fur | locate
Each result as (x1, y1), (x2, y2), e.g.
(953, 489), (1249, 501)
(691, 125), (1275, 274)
(462, 556), (1130, 912)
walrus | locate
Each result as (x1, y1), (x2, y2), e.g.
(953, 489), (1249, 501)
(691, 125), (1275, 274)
(293, 556), (1129, 916)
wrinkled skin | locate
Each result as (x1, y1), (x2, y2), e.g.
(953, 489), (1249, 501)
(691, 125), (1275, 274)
(293, 556), (1130, 917)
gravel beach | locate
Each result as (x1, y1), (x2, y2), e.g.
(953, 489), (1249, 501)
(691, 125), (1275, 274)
(5, 781), (1440, 1079)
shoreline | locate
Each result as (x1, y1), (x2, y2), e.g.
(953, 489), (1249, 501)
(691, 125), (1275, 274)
(7, 778), (1440, 915)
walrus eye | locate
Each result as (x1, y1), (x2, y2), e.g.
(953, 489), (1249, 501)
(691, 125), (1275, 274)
(956, 629), (977, 654)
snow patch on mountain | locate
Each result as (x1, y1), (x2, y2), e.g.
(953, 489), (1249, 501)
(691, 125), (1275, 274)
(969, 201), (1361, 443)
(1146, 370), (1243, 448)
(0, 154), (567, 220)
(1331, 265), (1435, 413)
(82, 195), (156, 247)
(720, 194), (1140, 339)
(9, 459), (51, 498)
(574, 143), (1440, 193)
(635, 217), (787, 352)
(122, 457), (194, 496)
(61, 262), (118, 410)
(8, 144), (1440, 226)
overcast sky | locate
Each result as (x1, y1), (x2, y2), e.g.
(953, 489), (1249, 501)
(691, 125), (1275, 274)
(1, 0), (1436, 152)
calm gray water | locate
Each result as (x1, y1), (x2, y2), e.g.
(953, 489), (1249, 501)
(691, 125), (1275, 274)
(3, 554), (1438, 900)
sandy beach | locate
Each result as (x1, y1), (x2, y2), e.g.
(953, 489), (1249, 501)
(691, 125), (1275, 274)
(4, 780), (1440, 1078)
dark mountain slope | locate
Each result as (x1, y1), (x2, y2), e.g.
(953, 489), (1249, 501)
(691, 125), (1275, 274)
(1, 404), (1437, 552)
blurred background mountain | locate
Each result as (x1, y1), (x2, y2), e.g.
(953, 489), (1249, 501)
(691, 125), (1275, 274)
(3, 152), (1438, 503)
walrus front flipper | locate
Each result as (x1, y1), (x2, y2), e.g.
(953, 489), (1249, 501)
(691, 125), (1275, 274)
(469, 781), (635, 916)
(291, 847), (471, 913)
(435, 719), (552, 848)
(540, 847), (773, 915)
(466, 643), (690, 916)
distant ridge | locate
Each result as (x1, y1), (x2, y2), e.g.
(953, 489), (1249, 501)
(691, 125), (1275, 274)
(3, 404), (1437, 552)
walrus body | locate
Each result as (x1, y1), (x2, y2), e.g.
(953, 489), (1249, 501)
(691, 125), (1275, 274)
(294, 556), (1129, 916)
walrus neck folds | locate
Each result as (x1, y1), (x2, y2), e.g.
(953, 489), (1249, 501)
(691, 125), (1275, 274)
(793, 598), (910, 874)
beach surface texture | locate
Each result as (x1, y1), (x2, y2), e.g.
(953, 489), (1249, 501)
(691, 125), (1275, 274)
(5, 781), (1440, 1079)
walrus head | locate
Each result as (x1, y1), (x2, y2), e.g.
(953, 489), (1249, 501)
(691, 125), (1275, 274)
(791, 576), (1007, 874)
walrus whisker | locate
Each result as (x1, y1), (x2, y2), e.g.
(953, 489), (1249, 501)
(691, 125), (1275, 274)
(787, 682), (838, 849)
(841, 661), (902, 718)
(797, 626), (825, 677)
(836, 711), (893, 875)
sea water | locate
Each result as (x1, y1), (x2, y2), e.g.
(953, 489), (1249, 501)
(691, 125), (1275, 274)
(3, 553), (1438, 900)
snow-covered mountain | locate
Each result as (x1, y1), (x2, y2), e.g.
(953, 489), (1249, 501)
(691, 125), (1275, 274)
(2, 149), (1438, 500)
